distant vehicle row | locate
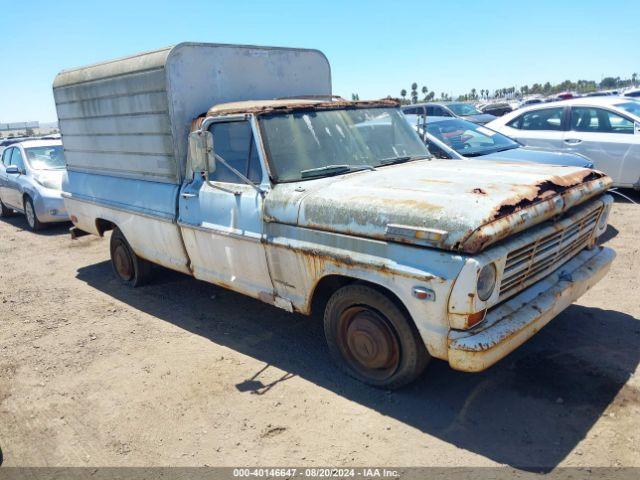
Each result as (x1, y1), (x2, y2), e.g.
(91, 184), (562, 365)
(487, 96), (640, 188)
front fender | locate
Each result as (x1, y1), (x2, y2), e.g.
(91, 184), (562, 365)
(264, 222), (467, 360)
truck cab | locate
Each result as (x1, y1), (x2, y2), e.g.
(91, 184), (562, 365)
(55, 44), (615, 388)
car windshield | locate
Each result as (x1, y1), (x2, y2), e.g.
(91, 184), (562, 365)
(258, 107), (430, 182)
(446, 103), (482, 116)
(615, 101), (640, 118)
(25, 145), (65, 170)
(425, 118), (519, 157)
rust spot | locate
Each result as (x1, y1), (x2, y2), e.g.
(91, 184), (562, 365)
(492, 171), (605, 220)
(472, 188), (487, 195)
(196, 98), (400, 123)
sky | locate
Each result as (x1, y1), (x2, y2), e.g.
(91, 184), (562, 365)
(0, 0), (637, 122)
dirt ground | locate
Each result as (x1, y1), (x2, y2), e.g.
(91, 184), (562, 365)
(0, 191), (639, 470)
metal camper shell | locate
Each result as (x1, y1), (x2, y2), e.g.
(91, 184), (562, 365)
(53, 42), (331, 184)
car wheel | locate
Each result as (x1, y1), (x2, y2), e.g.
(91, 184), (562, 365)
(324, 284), (430, 389)
(109, 227), (152, 287)
(0, 198), (14, 217)
(23, 196), (43, 231)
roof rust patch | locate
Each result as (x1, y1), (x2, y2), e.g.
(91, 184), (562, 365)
(202, 98), (400, 118)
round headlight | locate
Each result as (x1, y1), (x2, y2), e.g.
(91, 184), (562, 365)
(477, 263), (497, 301)
(596, 207), (609, 234)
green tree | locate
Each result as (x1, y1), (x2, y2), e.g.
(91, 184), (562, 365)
(410, 82), (418, 104)
(400, 89), (407, 102)
(600, 77), (618, 89)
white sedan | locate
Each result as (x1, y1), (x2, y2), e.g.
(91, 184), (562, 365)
(487, 97), (640, 188)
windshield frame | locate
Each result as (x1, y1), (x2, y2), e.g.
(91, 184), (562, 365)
(24, 145), (66, 171)
(256, 106), (431, 183)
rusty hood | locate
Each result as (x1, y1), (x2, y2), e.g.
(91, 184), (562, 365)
(264, 160), (611, 254)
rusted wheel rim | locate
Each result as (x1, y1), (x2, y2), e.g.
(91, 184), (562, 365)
(337, 306), (400, 381)
(113, 243), (134, 281)
(25, 202), (35, 228)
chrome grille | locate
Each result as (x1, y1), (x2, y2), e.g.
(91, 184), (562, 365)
(499, 205), (603, 299)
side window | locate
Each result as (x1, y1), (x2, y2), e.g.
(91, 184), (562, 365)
(425, 106), (437, 116)
(10, 148), (26, 171)
(1, 147), (12, 165)
(439, 107), (452, 117)
(571, 107), (635, 134)
(403, 107), (416, 115)
(508, 107), (564, 131)
(209, 121), (262, 184)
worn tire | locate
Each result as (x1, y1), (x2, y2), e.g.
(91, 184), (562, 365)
(324, 284), (430, 389)
(0, 198), (14, 217)
(23, 196), (43, 232)
(109, 227), (152, 287)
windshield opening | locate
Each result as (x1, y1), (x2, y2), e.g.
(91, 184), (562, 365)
(446, 103), (482, 116)
(425, 119), (519, 157)
(25, 145), (65, 170)
(258, 107), (430, 182)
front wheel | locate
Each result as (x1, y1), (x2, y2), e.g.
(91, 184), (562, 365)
(324, 284), (430, 389)
(0, 198), (14, 218)
(24, 197), (43, 232)
(109, 227), (152, 287)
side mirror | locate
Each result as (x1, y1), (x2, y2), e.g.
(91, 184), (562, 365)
(188, 130), (215, 175)
(5, 165), (20, 175)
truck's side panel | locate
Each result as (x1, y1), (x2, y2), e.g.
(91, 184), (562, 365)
(263, 222), (466, 360)
(62, 171), (191, 273)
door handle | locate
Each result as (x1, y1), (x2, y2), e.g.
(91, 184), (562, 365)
(564, 139), (582, 145)
(181, 192), (198, 199)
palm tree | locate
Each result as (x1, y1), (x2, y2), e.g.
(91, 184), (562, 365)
(421, 86), (428, 101)
(410, 82), (418, 104)
(400, 89), (407, 102)
(633, 73), (638, 86)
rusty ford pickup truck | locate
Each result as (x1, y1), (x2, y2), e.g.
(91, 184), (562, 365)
(55, 43), (615, 388)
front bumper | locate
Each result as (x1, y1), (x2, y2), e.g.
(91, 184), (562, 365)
(447, 246), (615, 372)
(33, 191), (69, 223)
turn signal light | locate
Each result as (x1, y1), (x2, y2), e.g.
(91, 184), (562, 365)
(467, 309), (487, 328)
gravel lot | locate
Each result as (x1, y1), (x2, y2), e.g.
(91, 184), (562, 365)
(1, 191), (639, 470)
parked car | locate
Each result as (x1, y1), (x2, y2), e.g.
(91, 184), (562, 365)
(476, 102), (513, 117)
(402, 102), (496, 124)
(487, 97), (640, 188)
(624, 88), (640, 98)
(0, 137), (30, 156)
(55, 43), (615, 388)
(0, 139), (69, 230)
(517, 97), (544, 108)
(405, 115), (594, 168)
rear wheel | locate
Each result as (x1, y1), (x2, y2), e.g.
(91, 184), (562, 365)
(24, 197), (43, 232)
(324, 284), (430, 389)
(109, 227), (152, 287)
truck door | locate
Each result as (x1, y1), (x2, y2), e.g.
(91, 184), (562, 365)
(178, 118), (274, 300)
